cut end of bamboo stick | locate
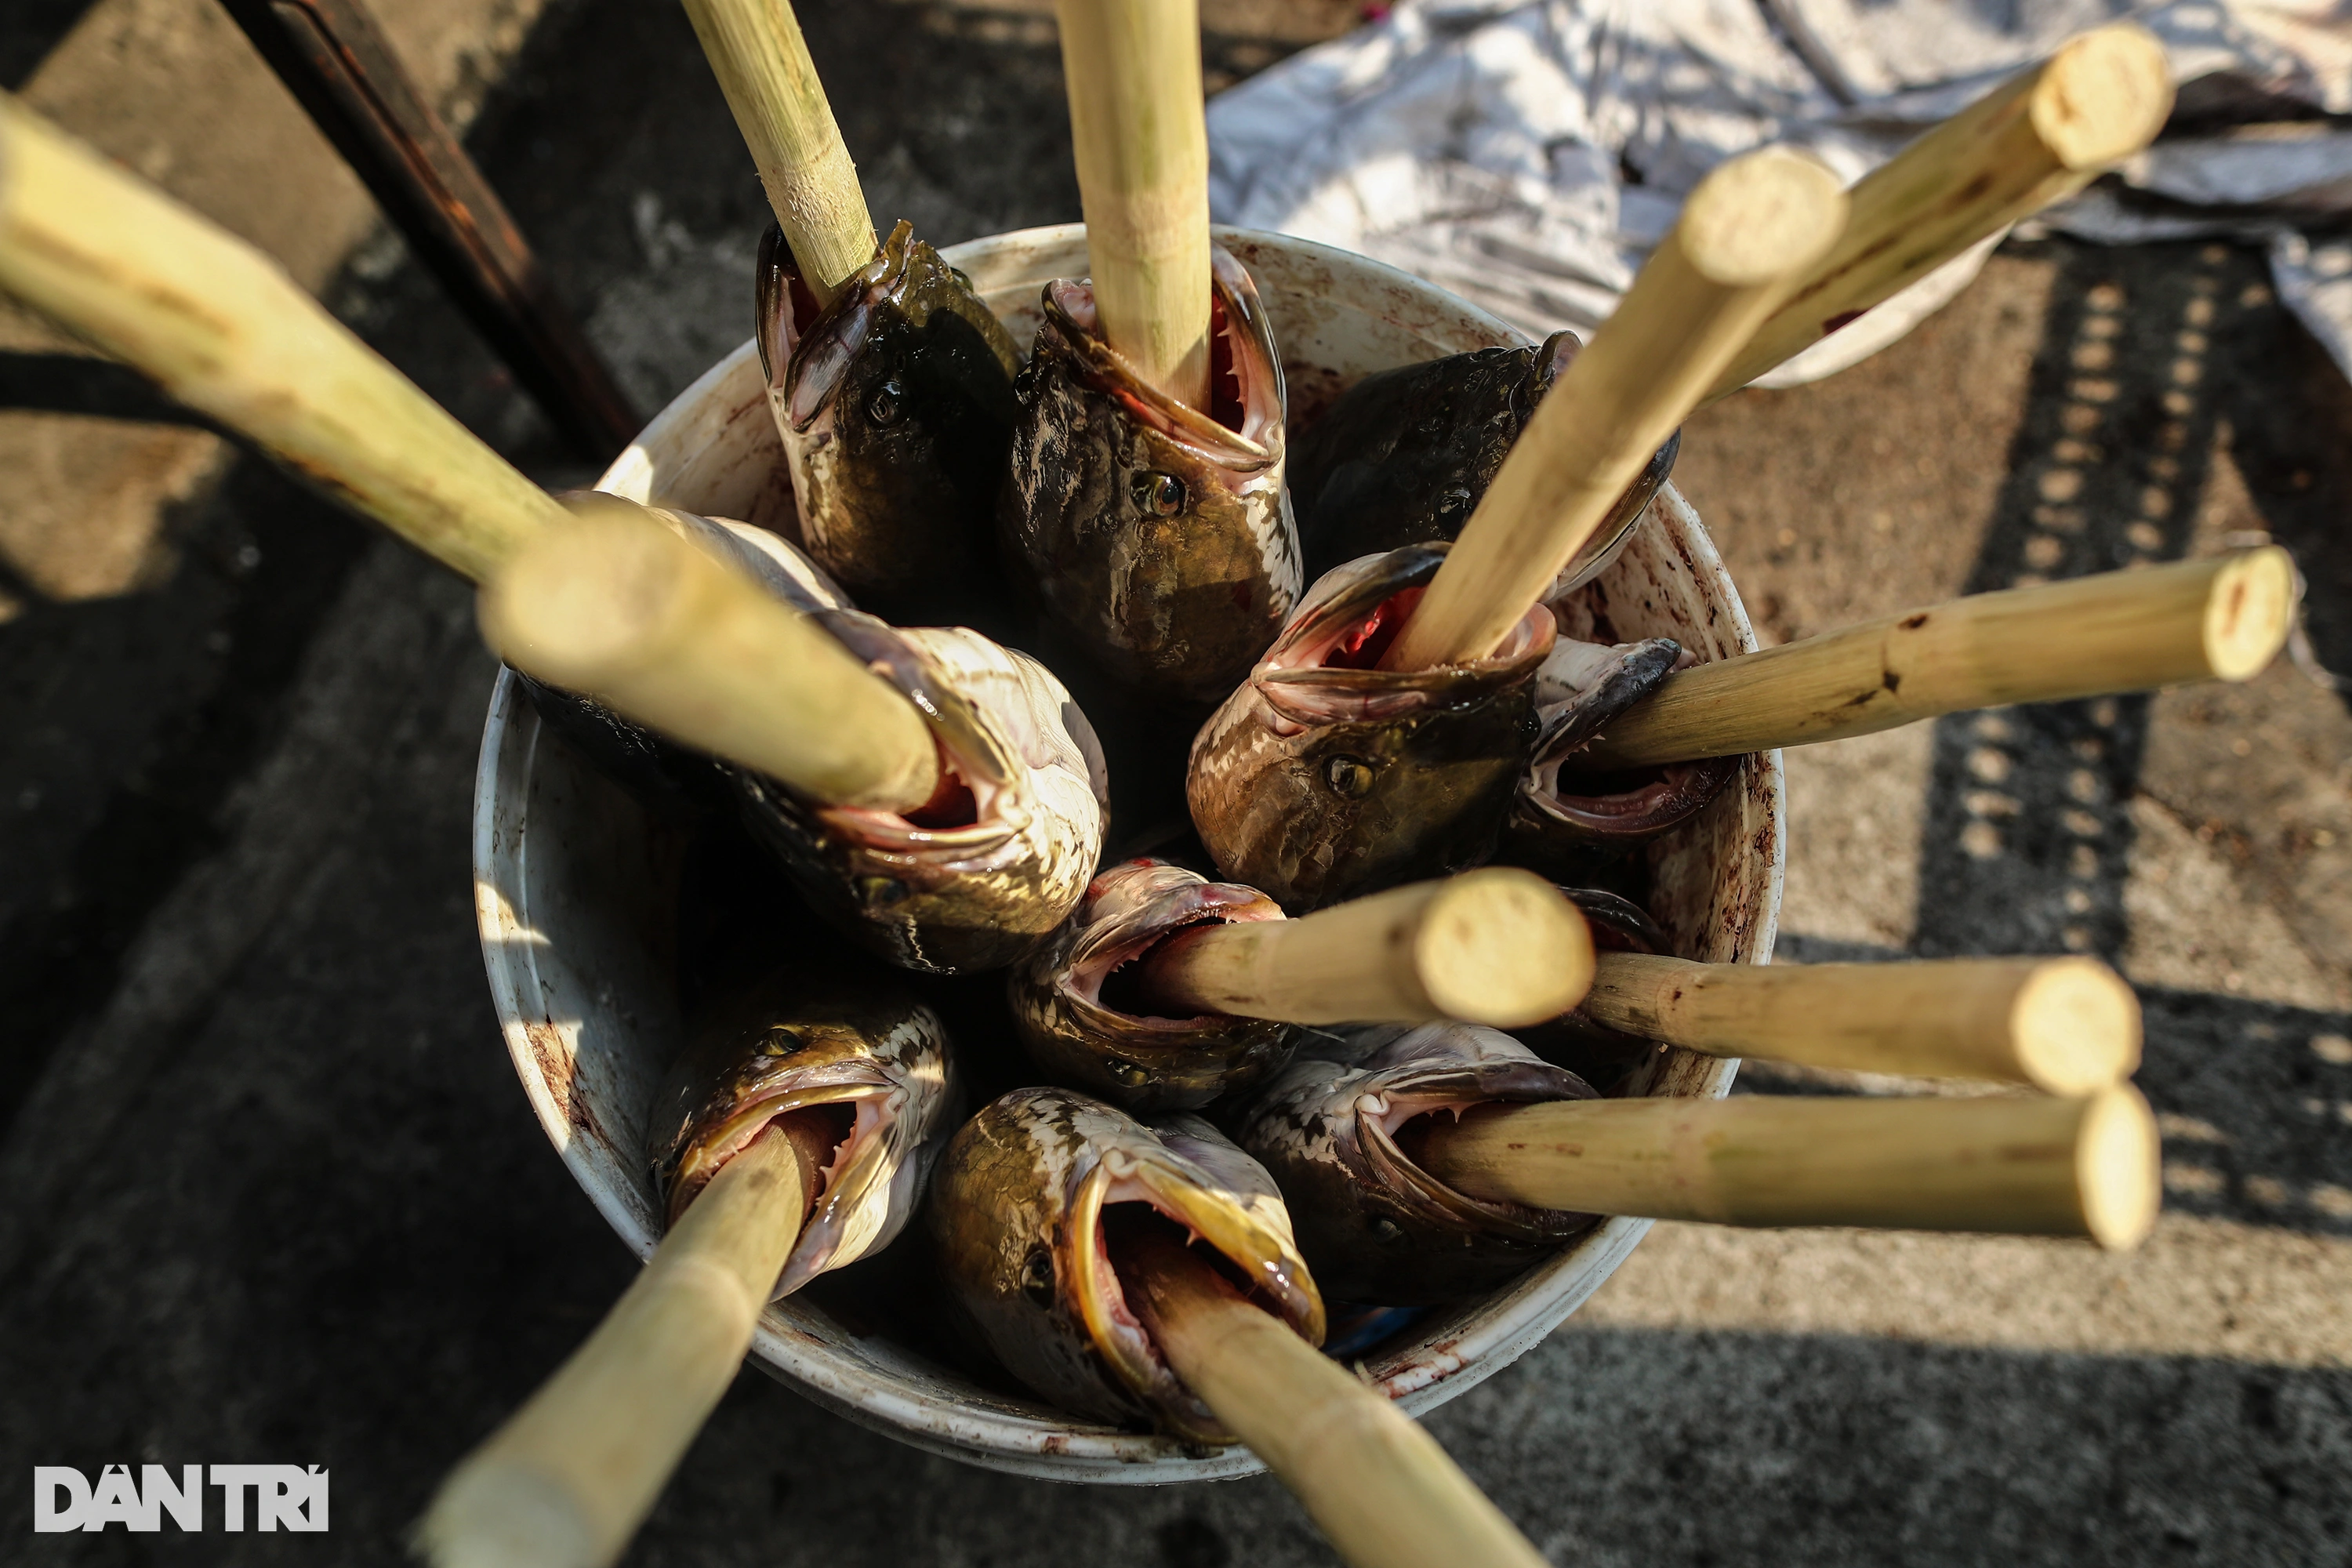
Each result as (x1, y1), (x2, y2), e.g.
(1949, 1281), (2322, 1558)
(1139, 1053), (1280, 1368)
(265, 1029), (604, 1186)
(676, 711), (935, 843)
(478, 495), (939, 813)
(2203, 546), (2296, 681)
(2033, 24), (2174, 172)
(1676, 147), (1849, 289)
(1414, 869), (1595, 1027)
(2010, 958), (2143, 1096)
(2079, 1084), (2161, 1250)
(416, 1457), (595, 1568)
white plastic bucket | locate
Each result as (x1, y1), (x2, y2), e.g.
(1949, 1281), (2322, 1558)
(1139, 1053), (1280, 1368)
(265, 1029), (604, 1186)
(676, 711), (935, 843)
(473, 223), (1784, 1483)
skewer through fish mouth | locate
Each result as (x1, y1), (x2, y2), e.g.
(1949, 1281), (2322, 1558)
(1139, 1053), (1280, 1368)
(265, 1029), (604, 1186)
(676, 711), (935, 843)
(652, 982), (956, 1301)
(929, 1090), (1323, 1443)
(1009, 858), (1296, 1111)
(1500, 634), (1739, 873)
(999, 246), (1300, 704)
(1188, 544), (1552, 910)
(1232, 1024), (1598, 1306)
(759, 219), (1021, 624)
(735, 615), (1109, 975)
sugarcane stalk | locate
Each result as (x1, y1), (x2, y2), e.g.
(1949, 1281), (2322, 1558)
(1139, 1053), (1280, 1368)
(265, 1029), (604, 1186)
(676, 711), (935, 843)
(416, 1119), (831, 1568)
(1573, 549), (2295, 771)
(1707, 24), (2172, 398)
(1585, 953), (2140, 1094)
(0, 93), (564, 582)
(1417, 1087), (2160, 1250)
(478, 497), (942, 814)
(1054, 0), (1214, 408)
(1137, 869), (1592, 1028)
(681, 0), (876, 303)
(1123, 1231), (1548, 1568)
(1381, 147), (1846, 672)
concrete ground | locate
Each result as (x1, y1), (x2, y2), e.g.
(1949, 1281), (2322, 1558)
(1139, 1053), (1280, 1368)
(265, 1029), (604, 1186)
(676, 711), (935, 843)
(1, 0), (2347, 1563)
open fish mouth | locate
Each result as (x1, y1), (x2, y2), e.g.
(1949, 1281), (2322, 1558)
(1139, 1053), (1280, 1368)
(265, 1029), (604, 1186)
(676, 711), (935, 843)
(1187, 545), (1552, 910)
(1254, 546), (1555, 728)
(928, 1090), (1321, 1443)
(1009, 859), (1295, 1111)
(1070, 1121), (1324, 1443)
(1231, 1024), (1598, 1305)
(1501, 635), (1737, 872)
(998, 246), (1300, 703)
(653, 989), (956, 1302)
(734, 618), (1108, 974)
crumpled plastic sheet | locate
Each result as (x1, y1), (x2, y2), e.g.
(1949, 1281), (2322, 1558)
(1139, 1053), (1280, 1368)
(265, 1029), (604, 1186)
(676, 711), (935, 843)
(1207, 0), (2352, 387)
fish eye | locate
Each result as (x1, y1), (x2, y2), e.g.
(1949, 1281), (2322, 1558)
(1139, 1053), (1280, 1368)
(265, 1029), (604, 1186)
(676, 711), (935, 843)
(1131, 470), (1185, 517)
(857, 874), (908, 908)
(1323, 754), (1375, 798)
(1019, 1245), (1056, 1305)
(1370, 1217), (1406, 1245)
(866, 379), (904, 426)
(759, 1028), (805, 1058)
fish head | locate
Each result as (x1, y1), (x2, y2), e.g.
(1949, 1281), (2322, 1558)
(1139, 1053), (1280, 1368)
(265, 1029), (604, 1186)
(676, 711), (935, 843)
(1500, 635), (1738, 876)
(651, 970), (957, 1299)
(997, 249), (1301, 702)
(927, 1088), (1323, 1442)
(1186, 545), (1552, 909)
(1288, 330), (1675, 595)
(734, 617), (1108, 974)
(1232, 1023), (1599, 1305)
(1008, 858), (1296, 1111)
(760, 220), (1021, 619)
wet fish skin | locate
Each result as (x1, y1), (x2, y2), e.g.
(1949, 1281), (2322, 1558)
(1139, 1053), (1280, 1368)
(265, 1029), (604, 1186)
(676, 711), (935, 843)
(760, 220), (1022, 626)
(1008, 858), (1297, 1112)
(1229, 1023), (1599, 1306)
(734, 616), (1109, 975)
(650, 965), (957, 1300)
(999, 248), (1300, 704)
(1289, 331), (1678, 597)
(1186, 546), (1553, 912)
(927, 1087), (1322, 1441)
(1498, 633), (1739, 877)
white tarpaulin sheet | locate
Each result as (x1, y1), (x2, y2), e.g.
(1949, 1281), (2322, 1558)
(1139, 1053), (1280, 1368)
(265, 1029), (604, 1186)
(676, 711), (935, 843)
(1207, 0), (2352, 387)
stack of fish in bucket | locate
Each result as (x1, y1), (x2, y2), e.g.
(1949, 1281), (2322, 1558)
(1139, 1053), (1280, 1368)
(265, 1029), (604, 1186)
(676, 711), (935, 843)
(0, 5), (2303, 1566)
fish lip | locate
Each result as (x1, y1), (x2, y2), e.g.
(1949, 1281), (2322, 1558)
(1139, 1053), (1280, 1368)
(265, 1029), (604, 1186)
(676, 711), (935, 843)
(1252, 546), (1555, 731)
(1518, 753), (1739, 840)
(1037, 246), (1282, 469)
(1515, 637), (1735, 843)
(1058, 862), (1285, 1020)
(1065, 1148), (1325, 1444)
(1349, 1062), (1598, 1240)
(664, 1069), (903, 1293)
(779, 220), (910, 431)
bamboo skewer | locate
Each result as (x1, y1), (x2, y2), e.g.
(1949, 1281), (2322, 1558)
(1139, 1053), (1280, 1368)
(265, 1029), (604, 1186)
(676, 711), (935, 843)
(1573, 549), (2296, 771)
(1417, 1087), (2161, 1250)
(1054, 0), (1214, 408)
(0, 93), (564, 583)
(417, 1119), (832, 1568)
(1381, 147), (1847, 673)
(1136, 869), (1594, 1029)
(479, 498), (942, 814)
(1585, 953), (2141, 1094)
(681, 0), (876, 303)
(1123, 1231), (1549, 1568)
(1707, 24), (2172, 399)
